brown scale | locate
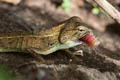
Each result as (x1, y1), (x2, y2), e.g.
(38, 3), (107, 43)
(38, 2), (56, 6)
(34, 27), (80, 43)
(0, 37), (23, 49)
(25, 35), (59, 51)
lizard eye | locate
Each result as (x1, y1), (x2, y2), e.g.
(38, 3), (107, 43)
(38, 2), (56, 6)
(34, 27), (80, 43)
(76, 26), (84, 32)
(79, 29), (84, 31)
(79, 28), (85, 32)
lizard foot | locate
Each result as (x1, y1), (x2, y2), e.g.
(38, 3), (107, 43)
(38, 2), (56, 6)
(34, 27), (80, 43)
(73, 50), (84, 56)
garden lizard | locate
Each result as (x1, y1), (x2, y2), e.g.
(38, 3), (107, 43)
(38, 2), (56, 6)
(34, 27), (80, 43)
(0, 16), (98, 56)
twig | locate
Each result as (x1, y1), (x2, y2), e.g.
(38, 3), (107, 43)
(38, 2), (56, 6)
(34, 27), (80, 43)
(93, 0), (120, 23)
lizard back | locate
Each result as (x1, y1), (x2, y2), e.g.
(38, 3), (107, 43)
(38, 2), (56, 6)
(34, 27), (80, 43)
(0, 23), (64, 52)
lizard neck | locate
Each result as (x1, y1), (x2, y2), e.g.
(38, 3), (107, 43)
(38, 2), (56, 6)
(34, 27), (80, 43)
(38, 23), (65, 39)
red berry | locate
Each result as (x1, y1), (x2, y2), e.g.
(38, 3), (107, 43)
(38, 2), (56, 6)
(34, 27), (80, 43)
(79, 34), (95, 47)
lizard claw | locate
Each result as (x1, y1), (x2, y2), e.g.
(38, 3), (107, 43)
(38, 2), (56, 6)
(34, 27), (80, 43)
(73, 50), (83, 56)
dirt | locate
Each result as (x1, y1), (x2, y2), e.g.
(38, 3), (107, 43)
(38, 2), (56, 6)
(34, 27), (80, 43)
(0, 0), (120, 80)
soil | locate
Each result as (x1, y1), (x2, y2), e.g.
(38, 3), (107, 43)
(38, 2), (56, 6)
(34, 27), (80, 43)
(0, 0), (120, 80)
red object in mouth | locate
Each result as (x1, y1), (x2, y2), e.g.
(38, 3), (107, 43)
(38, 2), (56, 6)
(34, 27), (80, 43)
(79, 34), (96, 47)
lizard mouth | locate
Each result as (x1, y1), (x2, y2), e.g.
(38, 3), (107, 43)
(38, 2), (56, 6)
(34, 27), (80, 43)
(77, 33), (97, 48)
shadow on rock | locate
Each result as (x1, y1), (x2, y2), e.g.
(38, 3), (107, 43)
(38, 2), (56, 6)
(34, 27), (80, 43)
(106, 22), (120, 36)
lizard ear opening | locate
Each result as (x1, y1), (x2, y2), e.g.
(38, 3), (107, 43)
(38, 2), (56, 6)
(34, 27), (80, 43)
(58, 16), (82, 44)
(58, 23), (72, 44)
(58, 24), (78, 44)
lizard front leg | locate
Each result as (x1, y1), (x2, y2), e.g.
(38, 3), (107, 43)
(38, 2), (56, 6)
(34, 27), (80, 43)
(64, 48), (84, 58)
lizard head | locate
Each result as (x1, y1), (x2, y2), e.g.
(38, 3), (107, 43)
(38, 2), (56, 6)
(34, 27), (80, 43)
(59, 16), (99, 48)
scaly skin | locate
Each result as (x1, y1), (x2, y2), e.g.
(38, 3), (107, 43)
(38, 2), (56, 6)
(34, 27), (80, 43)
(0, 16), (92, 55)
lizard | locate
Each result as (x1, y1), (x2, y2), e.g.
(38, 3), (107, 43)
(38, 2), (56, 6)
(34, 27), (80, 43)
(0, 16), (99, 56)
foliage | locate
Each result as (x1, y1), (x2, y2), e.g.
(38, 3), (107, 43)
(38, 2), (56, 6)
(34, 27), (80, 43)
(61, 0), (72, 13)
(92, 7), (100, 15)
(0, 63), (16, 80)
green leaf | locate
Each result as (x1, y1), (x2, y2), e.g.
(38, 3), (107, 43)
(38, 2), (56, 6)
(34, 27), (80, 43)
(0, 64), (16, 80)
(61, 0), (72, 13)
(92, 8), (100, 15)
